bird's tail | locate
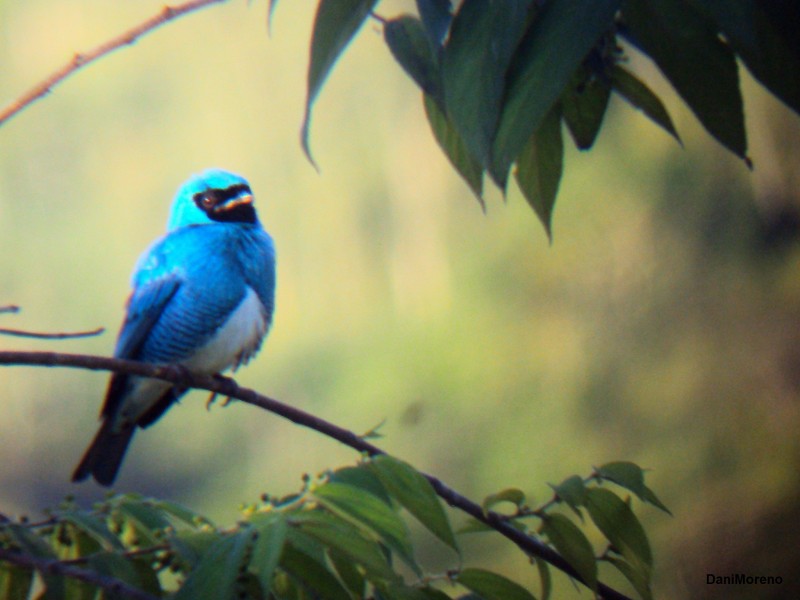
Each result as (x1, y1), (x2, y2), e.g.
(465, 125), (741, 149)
(71, 419), (135, 487)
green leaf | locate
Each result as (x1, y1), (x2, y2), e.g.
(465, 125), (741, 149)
(302, 0), (378, 164)
(514, 105), (564, 240)
(417, 0), (452, 47)
(329, 549), (366, 597)
(281, 542), (352, 600)
(535, 558), (551, 600)
(481, 488), (526, 515)
(5, 524), (65, 600)
(610, 65), (680, 142)
(291, 511), (398, 582)
(57, 511), (123, 551)
(621, 0), (747, 159)
(385, 16), (443, 104)
(249, 513), (288, 596)
(330, 465), (393, 506)
(456, 568), (538, 600)
(549, 475), (587, 519)
(113, 500), (170, 547)
(423, 93), (485, 207)
(154, 499), (214, 528)
(561, 70), (611, 150)
(604, 555), (653, 600)
(88, 551), (155, 598)
(442, 0), (530, 167)
(584, 488), (652, 574)
(491, 0), (619, 185)
(174, 529), (255, 600)
(0, 562), (33, 600)
(312, 481), (417, 572)
(691, 0), (800, 117)
(539, 514), (597, 591)
(595, 462), (671, 515)
(370, 455), (459, 553)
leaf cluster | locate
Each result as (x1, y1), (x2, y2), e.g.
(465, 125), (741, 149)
(1, 458), (667, 600)
(296, 0), (800, 237)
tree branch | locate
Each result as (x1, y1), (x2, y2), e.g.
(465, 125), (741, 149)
(0, 0), (229, 128)
(0, 350), (632, 600)
(0, 547), (159, 600)
(0, 326), (105, 340)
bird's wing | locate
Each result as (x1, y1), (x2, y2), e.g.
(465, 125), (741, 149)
(114, 273), (182, 360)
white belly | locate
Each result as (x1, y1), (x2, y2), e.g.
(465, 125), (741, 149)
(182, 286), (268, 374)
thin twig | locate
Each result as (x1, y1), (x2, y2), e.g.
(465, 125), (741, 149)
(0, 547), (159, 600)
(0, 326), (105, 340)
(0, 350), (632, 600)
(0, 305), (21, 314)
(0, 0), (229, 128)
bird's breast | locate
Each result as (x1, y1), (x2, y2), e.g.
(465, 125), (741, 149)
(181, 286), (268, 374)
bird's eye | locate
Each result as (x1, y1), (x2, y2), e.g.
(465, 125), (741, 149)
(200, 194), (215, 208)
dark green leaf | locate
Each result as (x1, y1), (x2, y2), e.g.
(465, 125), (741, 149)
(154, 499), (214, 528)
(562, 70), (611, 150)
(312, 481), (417, 573)
(329, 549), (366, 597)
(535, 559), (551, 600)
(456, 568), (537, 600)
(539, 514), (597, 591)
(595, 462), (671, 515)
(621, 0), (747, 159)
(417, 0), (452, 47)
(5, 524), (65, 600)
(385, 16), (443, 103)
(423, 94), (484, 207)
(114, 500), (170, 547)
(249, 513), (288, 596)
(330, 465), (393, 506)
(281, 542), (352, 600)
(0, 562), (33, 600)
(640, 486), (672, 516)
(173, 530), (255, 600)
(691, 0), (800, 116)
(585, 488), (652, 573)
(595, 462), (646, 497)
(514, 105), (564, 240)
(604, 555), (653, 600)
(88, 552), (151, 599)
(442, 0), (530, 168)
(481, 488), (526, 515)
(610, 65), (680, 142)
(292, 511), (398, 581)
(168, 530), (219, 569)
(549, 475), (587, 519)
(491, 0), (619, 185)
(302, 0), (378, 163)
(57, 511), (123, 551)
(370, 455), (458, 553)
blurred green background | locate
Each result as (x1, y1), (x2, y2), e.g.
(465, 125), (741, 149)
(2, 1), (800, 598)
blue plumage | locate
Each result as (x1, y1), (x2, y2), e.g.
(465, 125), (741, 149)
(73, 169), (276, 486)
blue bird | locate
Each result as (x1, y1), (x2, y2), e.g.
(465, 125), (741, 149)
(72, 169), (276, 486)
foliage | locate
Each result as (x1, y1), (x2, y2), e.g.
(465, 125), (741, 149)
(0, 458), (667, 599)
(298, 0), (800, 236)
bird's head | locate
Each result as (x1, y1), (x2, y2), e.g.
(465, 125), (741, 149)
(167, 169), (258, 231)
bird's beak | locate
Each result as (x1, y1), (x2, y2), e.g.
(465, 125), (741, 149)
(215, 194), (253, 213)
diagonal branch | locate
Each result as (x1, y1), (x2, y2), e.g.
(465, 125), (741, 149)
(0, 350), (633, 600)
(0, 547), (159, 600)
(0, 0), (230, 128)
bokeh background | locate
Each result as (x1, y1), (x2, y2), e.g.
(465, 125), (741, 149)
(2, 1), (800, 598)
